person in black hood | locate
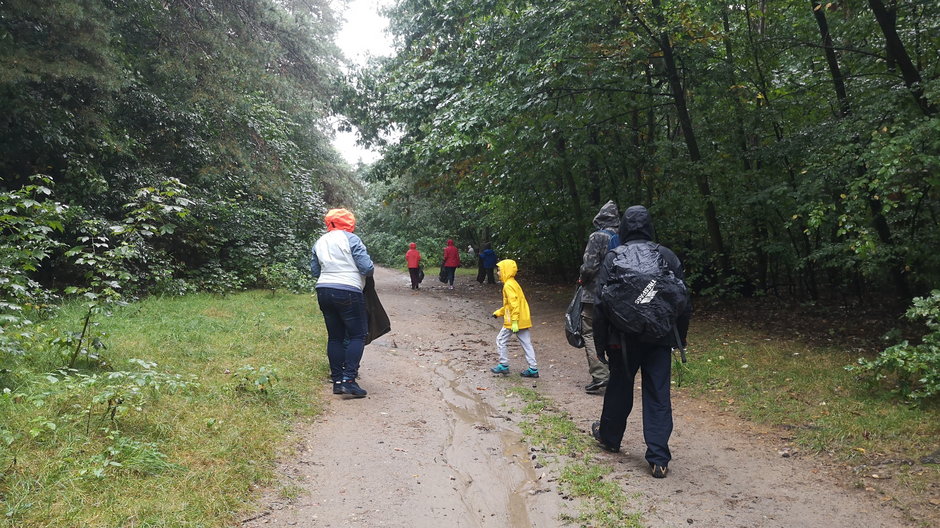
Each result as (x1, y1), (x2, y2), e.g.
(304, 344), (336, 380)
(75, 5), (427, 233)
(590, 205), (691, 478)
(577, 200), (619, 393)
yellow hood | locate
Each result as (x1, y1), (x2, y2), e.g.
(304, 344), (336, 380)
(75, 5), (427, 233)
(492, 259), (532, 329)
(496, 259), (517, 281)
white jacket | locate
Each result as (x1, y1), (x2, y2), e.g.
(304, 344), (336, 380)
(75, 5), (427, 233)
(311, 230), (374, 291)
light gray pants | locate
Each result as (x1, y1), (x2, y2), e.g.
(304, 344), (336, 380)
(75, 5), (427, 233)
(496, 327), (537, 369)
(582, 302), (610, 383)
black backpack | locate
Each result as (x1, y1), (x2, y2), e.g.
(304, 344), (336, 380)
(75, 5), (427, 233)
(599, 241), (688, 342)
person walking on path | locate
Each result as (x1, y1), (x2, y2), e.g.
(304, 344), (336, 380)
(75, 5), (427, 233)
(467, 245), (476, 267)
(442, 239), (460, 289)
(578, 200), (619, 394)
(477, 243), (497, 284)
(591, 205), (691, 478)
(489, 259), (539, 378)
(405, 242), (422, 290)
(310, 208), (375, 398)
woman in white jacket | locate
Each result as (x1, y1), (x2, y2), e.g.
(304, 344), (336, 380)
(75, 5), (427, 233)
(310, 208), (374, 398)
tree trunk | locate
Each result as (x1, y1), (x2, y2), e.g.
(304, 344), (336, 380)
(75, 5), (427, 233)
(867, 0), (936, 116)
(811, 1), (910, 297)
(651, 0), (729, 274)
(555, 134), (586, 244)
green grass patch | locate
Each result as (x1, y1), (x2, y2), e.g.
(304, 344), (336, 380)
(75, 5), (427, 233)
(681, 321), (940, 506)
(508, 387), (643, 528)
(0, 291), (328, 527)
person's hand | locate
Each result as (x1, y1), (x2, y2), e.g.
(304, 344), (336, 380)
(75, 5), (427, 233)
(492, 312), (498, 319)
(511, 321), (519, 333)
(596, 349), (608, 365)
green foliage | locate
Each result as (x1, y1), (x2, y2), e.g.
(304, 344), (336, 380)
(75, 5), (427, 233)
(850, 290), (940, 401)
(80, 429), (179, 479)
(0, 176), (67, 327)
(1, 0), (351, 295)
(345, 0), (940, 296)
(259, 263), (316, 294)
(231, 364), (279, 395)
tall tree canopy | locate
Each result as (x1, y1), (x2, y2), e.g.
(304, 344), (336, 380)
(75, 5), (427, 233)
(344, 0), (940, 299)
(1, 0), (356, 292)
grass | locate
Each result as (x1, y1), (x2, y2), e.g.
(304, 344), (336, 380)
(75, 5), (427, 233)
(508, 386), (644, 528)
(680, 321), (940, 516)
(0, 291), (328, 527)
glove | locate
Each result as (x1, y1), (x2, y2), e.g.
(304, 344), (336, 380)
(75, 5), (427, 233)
(511, 321), (519, 333)
(596, 348), (608, 365)
(492, 313), (498, 319)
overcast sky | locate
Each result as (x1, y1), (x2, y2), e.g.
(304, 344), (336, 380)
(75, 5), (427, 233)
(331, 0), (395, 165)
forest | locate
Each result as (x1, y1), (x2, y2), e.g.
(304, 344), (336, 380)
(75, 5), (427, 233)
(1, 0), (939, 524)
(346, 0), (939, 303)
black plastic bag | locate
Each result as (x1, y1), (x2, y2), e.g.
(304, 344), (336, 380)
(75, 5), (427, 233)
(565, 286), (585, 348)
(363, 276), (391, 345)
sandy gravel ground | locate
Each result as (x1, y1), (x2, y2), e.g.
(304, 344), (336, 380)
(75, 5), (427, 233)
(242, 267), (913, 527)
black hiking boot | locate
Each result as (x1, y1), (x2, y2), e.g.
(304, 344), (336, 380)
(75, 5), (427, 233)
(591, 421), (619, 453)
(584, 379), (607, 394)
(650, 463), (668, 478)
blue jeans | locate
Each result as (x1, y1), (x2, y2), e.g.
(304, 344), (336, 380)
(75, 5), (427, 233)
(316, 287), (367, 382)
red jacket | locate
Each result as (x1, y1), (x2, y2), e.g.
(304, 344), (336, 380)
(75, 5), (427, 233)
(443, 239), (460, 267)
(405, 243), (421, 268)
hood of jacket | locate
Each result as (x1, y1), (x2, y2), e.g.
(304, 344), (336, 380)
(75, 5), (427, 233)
(325, 208), (356, 232)
(409, 242), (416, 250)
(496, 259), (517, 281)
(592, 200), (620, 230)
(447, 239), (455, 246)
(619, 205), (655, 242)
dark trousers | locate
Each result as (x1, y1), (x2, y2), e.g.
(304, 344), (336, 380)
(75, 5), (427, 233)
(597, 339), (673, 466)
(316, 287), (367, 382)
(476, 267), (496, 284)
(443, 266), (457, 285)
(408, 267), (420, 289)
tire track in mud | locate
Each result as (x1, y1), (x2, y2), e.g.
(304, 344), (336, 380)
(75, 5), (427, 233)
(242, 268), (567, 527)
(244, 267), (914, 528)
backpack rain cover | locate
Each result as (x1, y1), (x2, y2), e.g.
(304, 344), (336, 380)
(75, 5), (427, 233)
(599, 242), (688, 342)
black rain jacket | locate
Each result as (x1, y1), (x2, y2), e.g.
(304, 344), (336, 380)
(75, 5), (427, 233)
(593, 205), (692, 352)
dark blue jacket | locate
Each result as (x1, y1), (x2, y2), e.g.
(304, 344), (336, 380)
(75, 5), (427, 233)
(480, 248), (497, 269)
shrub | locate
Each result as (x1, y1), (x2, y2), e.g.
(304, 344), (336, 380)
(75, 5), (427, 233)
(848, 290), (940, 401)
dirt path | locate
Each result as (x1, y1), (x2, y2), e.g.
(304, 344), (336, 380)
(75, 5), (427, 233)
(243, 267), (911, 527)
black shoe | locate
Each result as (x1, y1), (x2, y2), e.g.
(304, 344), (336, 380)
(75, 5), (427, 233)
(584, 379), (607, 393)
(332, 382), (344, 394)
(591, 421), (619, 453)
(650, 463), (668, 478)
(340, 380), (367, 398)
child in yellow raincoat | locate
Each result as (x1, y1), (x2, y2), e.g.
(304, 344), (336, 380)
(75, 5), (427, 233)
(490, 259), (539, 377)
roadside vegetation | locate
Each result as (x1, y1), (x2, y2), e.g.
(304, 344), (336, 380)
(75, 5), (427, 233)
(683, 316), (940, 520)
(508, 386), (643, 528)
(0, 290), (326, 527)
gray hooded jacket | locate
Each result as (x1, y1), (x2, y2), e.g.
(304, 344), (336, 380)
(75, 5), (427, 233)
(578, 200), (620, 304)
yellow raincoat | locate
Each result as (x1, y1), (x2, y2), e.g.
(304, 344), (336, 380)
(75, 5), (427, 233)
(492, 259), (532, 330)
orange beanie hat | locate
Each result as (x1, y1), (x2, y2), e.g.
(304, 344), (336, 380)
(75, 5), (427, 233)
(324, 208), (356, 232)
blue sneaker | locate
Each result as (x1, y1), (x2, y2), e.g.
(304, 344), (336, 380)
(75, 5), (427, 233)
(490, 363), (510, 374)
(520, 367), (539, 378)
